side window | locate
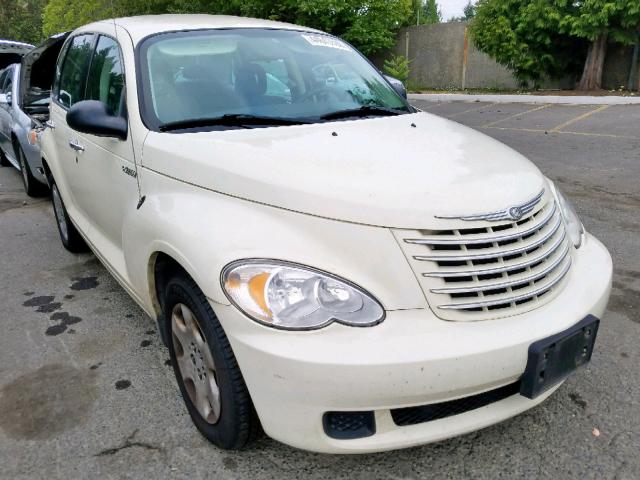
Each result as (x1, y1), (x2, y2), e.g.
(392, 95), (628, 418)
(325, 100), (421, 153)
(0, 70), (8, 93)
(57, 35), (94, 109)
(85, 36), (125, 116)
(52, 41), (71, 98)
(3, 67), (13, 94)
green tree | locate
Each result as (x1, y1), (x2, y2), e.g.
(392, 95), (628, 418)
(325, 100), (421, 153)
(462, 1), (476, 20)
(471, 0), (640, 90)
(0, 0), (48, 44)
(42, 0), (411, 56)
(422, 0), (441, 24)
(408, 0), (441, 26)
(383, 54), (410, 82)
(42, 0), (176, 36)
(470, 0), (587, 88)
(559, 0), (640, 90)
(450, 1), (476, 22)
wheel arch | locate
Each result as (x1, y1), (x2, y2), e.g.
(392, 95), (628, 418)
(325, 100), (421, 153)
(10, 131), (20, 159)
(149, 250), (201, 347)
(41, 157), (53, 187)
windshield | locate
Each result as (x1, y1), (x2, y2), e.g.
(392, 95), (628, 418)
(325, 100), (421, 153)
(138, 29), (410, 131)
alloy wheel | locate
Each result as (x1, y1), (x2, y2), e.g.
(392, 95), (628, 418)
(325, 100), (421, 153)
(171, 303), (221, 424)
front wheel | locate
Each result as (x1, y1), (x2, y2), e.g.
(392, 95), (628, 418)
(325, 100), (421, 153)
(165, 273), (258, 449)
(51, 181), (88, 253)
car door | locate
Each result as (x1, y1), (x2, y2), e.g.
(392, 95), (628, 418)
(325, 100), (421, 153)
(0, 66), (14, 159)
(62, 33), (138, 274)
(50, 33), (95, 213)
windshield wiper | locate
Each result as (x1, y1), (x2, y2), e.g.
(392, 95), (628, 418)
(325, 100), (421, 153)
(319, 106), (407, 121)
(159, 114), (310, 132)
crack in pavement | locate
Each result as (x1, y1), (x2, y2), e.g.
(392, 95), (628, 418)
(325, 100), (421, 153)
(95, 429), (165, 457)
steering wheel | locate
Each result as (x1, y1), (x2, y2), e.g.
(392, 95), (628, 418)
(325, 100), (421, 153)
(297, 86), (341, 103)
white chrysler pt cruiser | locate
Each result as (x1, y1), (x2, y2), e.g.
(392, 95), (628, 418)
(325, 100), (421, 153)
(37, 15), (612, 453)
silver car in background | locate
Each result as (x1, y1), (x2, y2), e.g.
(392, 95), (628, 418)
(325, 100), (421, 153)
(0, 34), (68, 196)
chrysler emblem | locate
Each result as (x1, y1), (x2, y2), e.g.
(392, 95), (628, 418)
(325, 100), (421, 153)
(436, 189), (545, 222)
(508, 206), (524, 221)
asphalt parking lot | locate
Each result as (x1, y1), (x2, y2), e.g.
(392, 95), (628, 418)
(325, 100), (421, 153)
(1, 100), (639, 479)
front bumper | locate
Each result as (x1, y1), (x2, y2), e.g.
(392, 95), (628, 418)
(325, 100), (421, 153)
(214, 233), (612, 453)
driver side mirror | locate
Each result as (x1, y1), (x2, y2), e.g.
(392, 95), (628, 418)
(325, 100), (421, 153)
(384, 75), (407, 100)
(66, 100), (128, 140)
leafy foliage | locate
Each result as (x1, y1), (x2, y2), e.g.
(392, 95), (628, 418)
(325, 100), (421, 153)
(42, 0), (175, 37)
(383, 54), (410, 82)
(407, 0), (441, 26)
(470, 0), (587, 87)
(558, 0), (640, 44)
(470, 0), (640, 88)
(463, 1), (477, 20)
(450, 1), (477, 22)
(42, 0), (413, 56)
(422, 0), (441, 24)
(0, 0), (48, 44)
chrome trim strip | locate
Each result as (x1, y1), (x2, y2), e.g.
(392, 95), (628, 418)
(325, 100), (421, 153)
(435, 189), (545, 222)
(406, 203), (556, 246)
(413, 216), (563, 262)
(430, 247), (570, 294)
(438, 258), (572, 310)
(422, 238), (569, 278)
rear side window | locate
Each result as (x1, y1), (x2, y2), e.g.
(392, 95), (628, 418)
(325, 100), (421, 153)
(57, 35), (94, 109)
(3, 68), (13, 94)
(85, 36), (125, 116)
(1, 67), (13, 94)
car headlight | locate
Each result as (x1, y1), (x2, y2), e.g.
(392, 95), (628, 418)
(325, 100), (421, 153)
(555, 188), (584, 248)
(221, 260), (384, 330)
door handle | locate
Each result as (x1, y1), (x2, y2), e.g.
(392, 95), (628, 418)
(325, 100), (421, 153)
(68, 140), (85, 152)
(45, 120), (55, 130)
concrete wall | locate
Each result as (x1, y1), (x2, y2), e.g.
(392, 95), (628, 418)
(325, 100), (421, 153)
(373, 22), (638, 91)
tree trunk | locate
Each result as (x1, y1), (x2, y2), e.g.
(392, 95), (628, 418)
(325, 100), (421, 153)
(578, 32), (608, 91)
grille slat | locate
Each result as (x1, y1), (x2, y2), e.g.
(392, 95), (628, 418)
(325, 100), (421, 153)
(422, 232), (568, 278)
(406, 202), (557, 246)
(394, 198), (572, 321)
(438, 257), (571, 310)
(413, 212), (562, 262)
(430, 241), (571, 294)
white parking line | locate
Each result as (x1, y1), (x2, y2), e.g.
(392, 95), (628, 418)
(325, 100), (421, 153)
(481, 104), (550, 128)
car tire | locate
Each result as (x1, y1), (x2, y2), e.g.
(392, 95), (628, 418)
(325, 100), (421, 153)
(17, 146), (48, 197)
(51, 181), (88, 253)
(165, 272), (258, 450)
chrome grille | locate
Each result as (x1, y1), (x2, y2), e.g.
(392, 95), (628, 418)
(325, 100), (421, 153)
(394, 199), (572, 321)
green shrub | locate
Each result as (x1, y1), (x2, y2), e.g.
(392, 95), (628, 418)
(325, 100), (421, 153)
(383, 54), (410, 83)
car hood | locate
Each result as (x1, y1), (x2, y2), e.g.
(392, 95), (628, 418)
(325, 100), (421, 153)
(141, 112), (546, 229)
(0, 40), (33, 70)
(19, 32), (69, 108)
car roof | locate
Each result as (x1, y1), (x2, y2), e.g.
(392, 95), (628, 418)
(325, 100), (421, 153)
(79, 14), (321, 45)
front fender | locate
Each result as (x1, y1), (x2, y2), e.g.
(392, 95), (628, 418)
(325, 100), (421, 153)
(123, 168), (428, 315)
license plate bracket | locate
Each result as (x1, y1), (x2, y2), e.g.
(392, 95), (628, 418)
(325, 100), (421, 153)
(520, 315), (600, 399)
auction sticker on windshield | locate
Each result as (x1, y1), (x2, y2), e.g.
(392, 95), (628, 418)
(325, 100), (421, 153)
(301, 34), (351, 51)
